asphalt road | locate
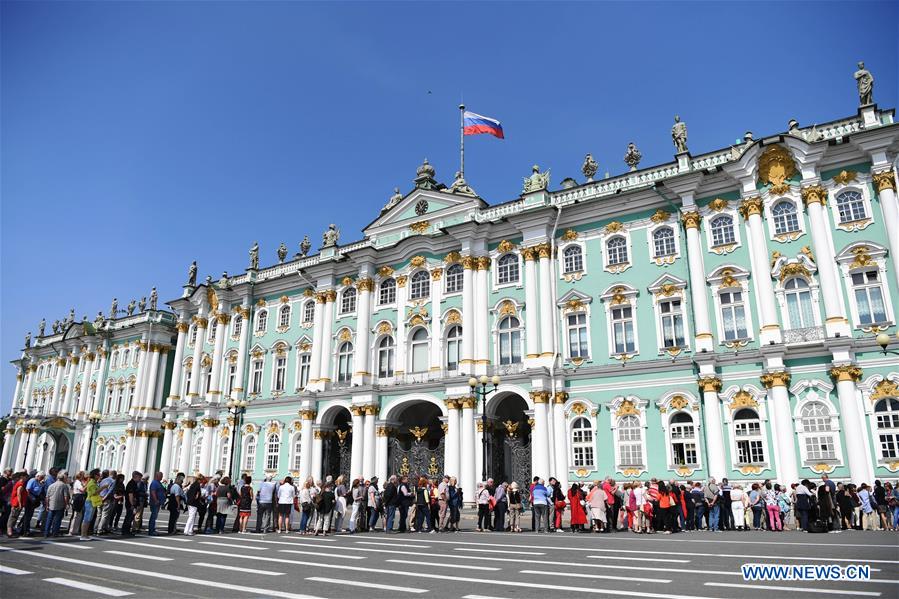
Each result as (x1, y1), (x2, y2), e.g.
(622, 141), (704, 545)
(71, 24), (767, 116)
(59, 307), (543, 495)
(1, 523), (897, 598)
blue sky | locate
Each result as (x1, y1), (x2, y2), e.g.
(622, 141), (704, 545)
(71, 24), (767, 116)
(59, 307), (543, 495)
(1, 1), (895, 412)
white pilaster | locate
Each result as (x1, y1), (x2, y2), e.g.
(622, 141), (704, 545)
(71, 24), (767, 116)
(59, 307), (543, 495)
(208, 314), (228, 404)
(311, 428), (323, 481)
(537, 245), (554, 360)
(475, 416), (484, 483)
(698, 375), (726, 480)
(444, 399), (460, 479)
(299, 408), (315, 480)
(23, 428), (40, 472)
(460, 398), (475, 499)
(375, 424), (388, 483)
(133, 340), (149, 412)
(143, 349), (162, 411)
(761, 369), (799, 486)
(362, 405), (376, 479)
(198, 410), (215, 476)
(318, 292), (336, 384)
(232, 305), (251, 401)
(872, 171), (899, 286)
(50, 359), (65, 415)
(681, 212), (714, 351)
(523, 249), (541, 363)
(178, 418), (197, 474)
(474, 257), (489, 375)
(62, 353), (79, 417)
(309, 296), (325, 388)
(530, 392), (550, 480)
(740, 198), (781, 344)
(92, 348), (109, 413)
(551, 393), (568, 488)
(832, 364), (873, 484)
(0, 427), (14, 471)
(349, 406), (364, 480)
(10, 370), (23, 413)
(429, 270), (443, 374)
(13, 429), (28, 471)
(460, 258), (475, 374)
(395, 281), (408, 378)
(159, 421), (176, 476)
(187, 316), (207, 402)
(355, 279), (374, 383)
(801, 185), (850, 336)
(21, 367), (36, 413)
(167, 321), (189, 405)
(76, 349), (97, 420)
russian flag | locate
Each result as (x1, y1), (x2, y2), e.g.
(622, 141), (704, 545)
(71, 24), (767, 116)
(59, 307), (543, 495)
(463, 111), (504, 139)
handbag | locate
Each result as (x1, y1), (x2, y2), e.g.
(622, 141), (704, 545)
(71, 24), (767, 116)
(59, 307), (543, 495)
(554, 500), (566, 510)
(488, 496), (496, 511)
(72, 494), (86, 512)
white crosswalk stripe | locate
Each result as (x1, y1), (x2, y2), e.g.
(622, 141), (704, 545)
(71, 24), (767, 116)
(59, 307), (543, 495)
(307, 576), (427, 593)
(105, 550), (173, 561)
(0, 565), (32, 575)
(521, 569), (672, 584)
(44, 577), (134, 596)
(193, 562), (286, 575)
(387, 559), (500, 571)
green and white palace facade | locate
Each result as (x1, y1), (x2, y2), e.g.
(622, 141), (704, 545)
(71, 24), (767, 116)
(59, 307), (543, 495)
(4, 102), (899, 496)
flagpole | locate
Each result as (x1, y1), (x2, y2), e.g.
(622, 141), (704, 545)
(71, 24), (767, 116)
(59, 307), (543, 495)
(459, 103), (465, 179)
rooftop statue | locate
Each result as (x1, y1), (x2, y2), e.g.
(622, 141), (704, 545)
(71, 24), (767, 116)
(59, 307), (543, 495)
(523, 164), (550, 193)
(322, 224), (340, 248)
(138, 297), (147, 313)
(581, 154), (598, 182)
(623, 143), (642, 171)
(277, 242), (288, 263)
(149, 287), (158, 310)
(854, 61), (874, 106)
(382, 187), (404, 212)
(109, 298), (118, 319)
(449, 172), (476, 196)
(249, 242), (259, 270)
(220, 271), (231, 289)
(299, 235), (311, 257)
(24, 332), (31, 348)
(94, 312), (104, 328)
(187, 261), (198, 287)
(68, 307), (75, 324)
(127, 299), (136, 316)
(38, 318), (46, 337)
(672, 115), (688, 154)
(52, 320), (60, 334)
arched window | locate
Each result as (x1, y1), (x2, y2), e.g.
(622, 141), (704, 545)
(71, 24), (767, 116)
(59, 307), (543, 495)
(291, 434), (302, 471)
(733, 408), (764, 464)
(265, 433), (280, 471)
(409, 271), (430, 300)
(784, 278), (815, 329)
(497, 316), (521, 365)
(445, 264), (464, 293)
(219, 434), (230, 471)
(852, 270), (887, 325)
(772, 201), (800, 234)
(836, 190), (866, 223)
(710, 215), (736, 247)
(243, 435), (257, 471)
(445, 325), (462, 371)
(563, 246), (583, 273)
(232, 314), (243, 338)
(256, 310), (268, 333)
(122, 348), (131, 366)
(337, 341), (354, 383)
(207, 323), (216, 344)
(127, 381), (136, 411)
(617, 415), (642, 466)
(719, 290), (748, 340)
(497, 254), (520, 284)
(302, 301), (315, 323)
(875, 398), (899, 460)
(652, 227), (676, 257)
(278, 305), (291, 329)
(377, 336), (395, 378)
(410, 328), (429, 373)
(570, 417), (594, 468)
(567, 313), (588, 358)
(111, 351), (119, 369)
(341, 288), (357, 314)
(606, 237), (628, 265)
(95, 445), (105, 470)
(800, 402), (835, 460)
(379, 278), (396, 305)
(250, 359), (264, 394)
(670, 412), (697, 466)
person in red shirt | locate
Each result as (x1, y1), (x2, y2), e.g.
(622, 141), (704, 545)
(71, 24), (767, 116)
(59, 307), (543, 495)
(7, 472), (26, 537)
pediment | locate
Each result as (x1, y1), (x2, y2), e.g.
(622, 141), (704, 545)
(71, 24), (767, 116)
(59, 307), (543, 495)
(364, 187), (485, 237)
(556, 289), (593, 307)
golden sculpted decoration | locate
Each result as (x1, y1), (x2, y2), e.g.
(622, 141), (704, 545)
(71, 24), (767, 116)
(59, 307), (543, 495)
(615, 399), (639, 418)
(832, 170), (857, 185)
(757, 145), (796, 189)
(604, 221), (623, 234)
(730, 390), (758, 410)
(760, 371), (791, 388)
(410, 255), (427, 268)
(870, 379), (899, 401)
(800, 185), (827, 207)
(872, 169), (896, 192)
(738, 196), (763, 220)
(829, 365), (863, 383)
(708, 198), (729, 212)
(409, 221), (430, 234)
(443, 251), (461, 264)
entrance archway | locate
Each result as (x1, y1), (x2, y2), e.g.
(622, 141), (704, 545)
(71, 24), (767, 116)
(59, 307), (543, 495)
(388, 401), (445, 479)
(486, 392), (531, 487)
(320, 406), (351, 481)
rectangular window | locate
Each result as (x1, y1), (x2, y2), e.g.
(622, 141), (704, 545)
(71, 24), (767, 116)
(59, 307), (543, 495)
(298, 353), (311, 389)
(274, 356), (286, 392)
(736, 439), (765, 464)
(572, 446), (594, 468)
(805, 435), (836, 460)
(251, 360), (263, 394)
(672, 442), (697, 466)
(720, 291), (748, 340)
(880, 434), (898, 459)
(227, 364), (237, 396)
(567, 313), (589, 359)
(852, 271), (887, 325)
(659, 299), (685, 348)
(611, 306), (635, 354)
(619, 443), (642, 467)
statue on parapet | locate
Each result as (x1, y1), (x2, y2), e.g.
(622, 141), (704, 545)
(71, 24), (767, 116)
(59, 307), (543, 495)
(581, 154), (598, 182)
(854, 61), (874, 106)
(38, 318), (46, 337)
(523, 165), (550, 193)
(299, 236), (311, 257)
(672, 115), (688, 154)
(277, 242), (288, 263)
(187, 261), (198, 287)
(322, 224), (340, 248)
(249, 242), (259, 270)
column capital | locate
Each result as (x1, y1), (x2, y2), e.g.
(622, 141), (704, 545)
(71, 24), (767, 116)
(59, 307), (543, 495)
(521, 246), (537, 261)
(315, 292), (328, 303)
(349, 405), (365, 417)
(698, 376), (723, 393)
(395, 275), (407, 288)
(430, 268), (443, 281)
(162, 420), (178, 430)
(325, 289), (337, 302)
(444, 398), (461, 410)
(191, 316), (208, 329)
(873, 169), (896, 193)
(201, 417), (220, 427)
(760, 371), (791, 389)
(553, 391), (569, 404)
(376, 425), (394, 437)
(476, 256), (491, 270)
(176, 321), (190, 333)
(738, 196), (763, 220)
(459, 396), (477, 409)
(362, 404), (379, 416)
(535, 243), (553, 259)
(215, 313), (231, 325)
(529, 390), (550, 404)
(829, 364), (863, 383)
(680, 210), (702, 229)
(182, 419), (197, 429)
(800, 184), (828, 207)
(461, 256), (477, 270)
(356, 278), (374, 292)
(298, 409), (317, 420)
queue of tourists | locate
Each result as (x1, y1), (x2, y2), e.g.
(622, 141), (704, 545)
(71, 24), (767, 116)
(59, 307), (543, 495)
(2, 467), (898, 540)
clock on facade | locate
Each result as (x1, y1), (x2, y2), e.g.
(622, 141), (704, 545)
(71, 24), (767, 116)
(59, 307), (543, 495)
(415, 199), (428, 216)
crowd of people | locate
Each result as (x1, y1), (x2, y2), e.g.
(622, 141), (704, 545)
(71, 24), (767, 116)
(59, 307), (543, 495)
(2, 467), (898, 541)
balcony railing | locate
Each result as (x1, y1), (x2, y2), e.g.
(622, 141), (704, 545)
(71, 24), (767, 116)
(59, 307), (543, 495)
(783, 325), (825, 345)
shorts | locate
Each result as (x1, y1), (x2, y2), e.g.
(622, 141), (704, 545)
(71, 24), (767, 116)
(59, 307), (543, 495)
(278, 504), (292, 516)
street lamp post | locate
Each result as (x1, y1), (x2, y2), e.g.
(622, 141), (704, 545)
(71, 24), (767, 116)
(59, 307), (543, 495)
(226, 399), (248, 480)
(21, 418), (40, 470)
(468, 375), (501, 483)
(85, 411), (102, 469)
(875, 332), (899, 356)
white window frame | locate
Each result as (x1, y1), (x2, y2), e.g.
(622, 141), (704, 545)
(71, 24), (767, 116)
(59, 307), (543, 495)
(494, 253), (521, 287)
(560, 243), (586, 277)
(601, 285), (639, 357)
(340, 287), (357, 315)
(444, 325), (462, 372)
(836, 243), (894, 330)
(766, 197), (805, 241)
(265, 432), (280, 471)
(657, 296), (687, 350)
(704, 210), (742, 254)
(495, 315), (522, 366)
(444, 263), (464, 295)
(232, 314), (243, 339)
(379, 278), (397, 306)
(708, 267), (755, 345)
(408, 327), (429, 373)
(272, 353), (287, 392)
(605, 236), (629, 268)
(302, 300), (315, 324)
(409, 270), (430, 300)
(646, 222), (681, 265)
(569, 416), (595, 470)
(657, 392), (703, 472)
(336, 341), (354, 384)
(777, 276), (821, 331)
(290, 433), (302, 472)
(250, 358), (264, 395)
(243, 434), (257, 472)
(377, 335), (396, 379)
(830, 185), (873, 230)
(278, 305), (291, 330)
(296, 351), (311, 390)
(565, 311), (590, 360)
(255, 309), (268, 334)
(722, 386), (770, 471)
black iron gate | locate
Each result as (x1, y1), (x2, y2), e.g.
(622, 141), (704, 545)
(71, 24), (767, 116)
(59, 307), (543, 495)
(488, 420), (531, 487)
(388, 435), (445, 479)
(323, 429), (351, 481)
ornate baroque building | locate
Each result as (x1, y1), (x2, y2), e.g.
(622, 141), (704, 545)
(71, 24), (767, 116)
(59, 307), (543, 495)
(3, 101), (899, 497)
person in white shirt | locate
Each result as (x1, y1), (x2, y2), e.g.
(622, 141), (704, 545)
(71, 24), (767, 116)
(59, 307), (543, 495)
(276, 476), (297, 533)
(255, 476), (276, 533)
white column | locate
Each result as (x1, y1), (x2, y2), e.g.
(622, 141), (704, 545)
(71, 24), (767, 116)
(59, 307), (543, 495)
(362, 405), (376, 479)
(133, 341), (149, 411)
(551, 393), (568, 488)
(178, 419), (197, 474)
(530, 392), (550, 480)
(198, 411), (215, 475)
(23, 427), (40, 472)
(232, 306), (250, 401)
(13, 429), (28, 470)
(395, 281), (408, 377)
(523, 248), (541, 360)
(62, 354), (79, 417)
(537, 245), (554, 359)
(801, 185), (849, 336)
(873, 171), (899, 278)
(460, 397), (475, 499)
(311, 429), (323, 481)
(152, 348), (167, 410)
(91, 348), (109, 413)
(167, 322), (189, 405)
(831, 365), (873, 484)
(0, 427), (14, 470)
(460, 258), (475, 374)
(76, 349), (97, 419)
(146, 435), (159, 475)
(740, 198), (781, 344)
(318, 291), (336, 383)
(375, 425), (389, 483)
(142, 347), (162, 410)
(444, 399), (460, 479)
(10, 370), (23, 413)
(309, 296), (325, 387)
(355, 280), (373, 381)
(762, 372), (799, 486)
(21, 366), (36, 413)
(299, 409), (315, 480)
(187, 316), (207, 402)
(349, 406), (364, 480)
(159, 421), (176, 476)
(50, 359), (65, 415)
(474, 258), (489, 374)
(429, 270), (443, 374)
(681, 212), (714, 352)
(207, 314), (228, 404)
(698, 376), (726, 480)
(475, 417), (485, 483)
